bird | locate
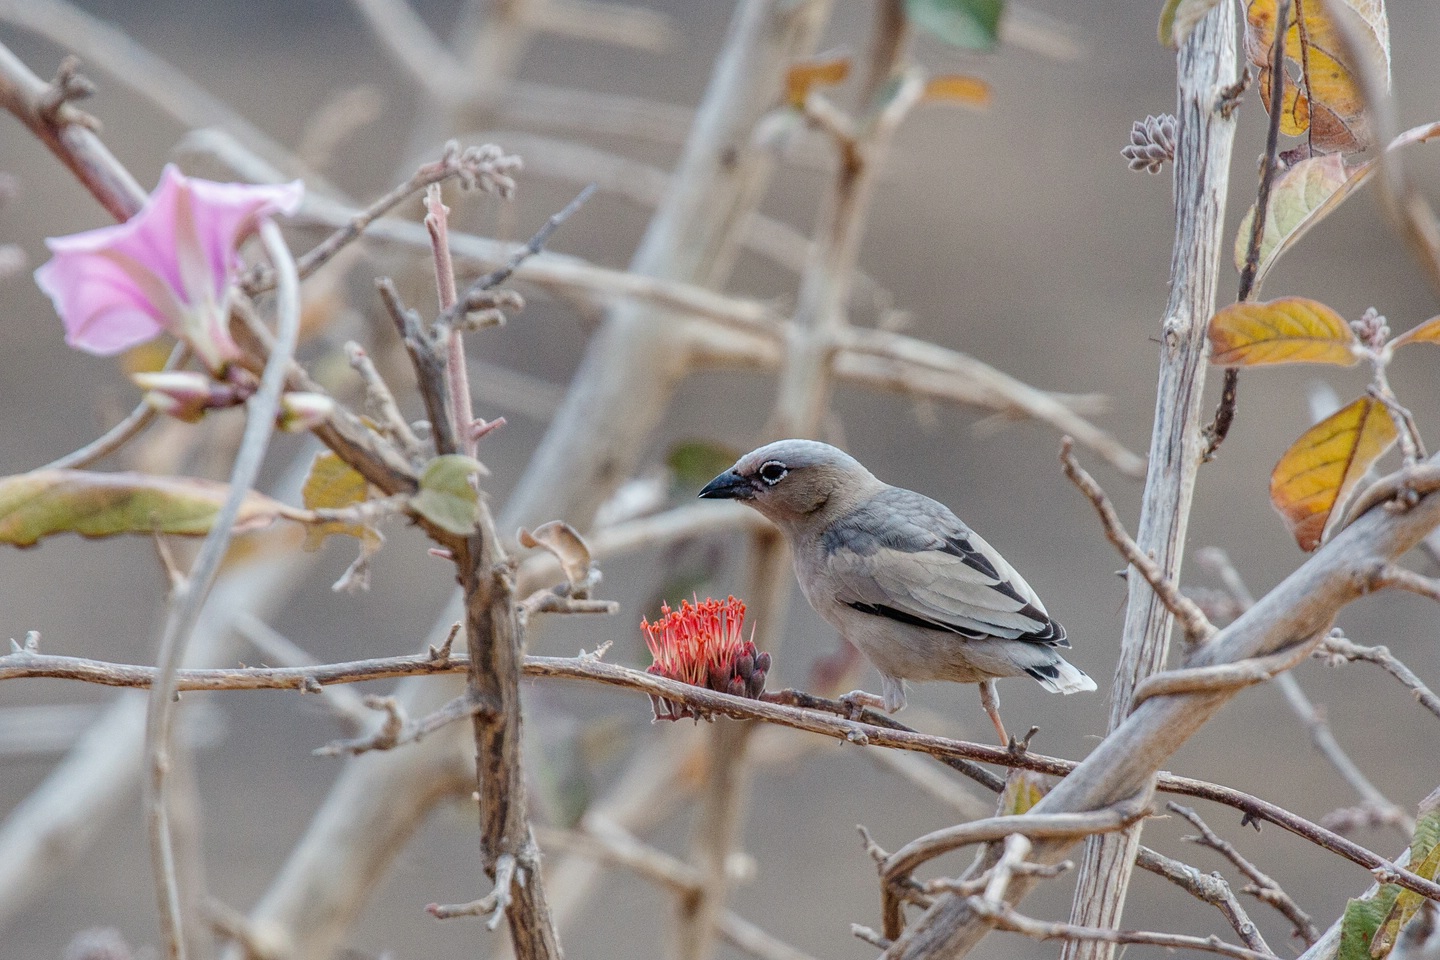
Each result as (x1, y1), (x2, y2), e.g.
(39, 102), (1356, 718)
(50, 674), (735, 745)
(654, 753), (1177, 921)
(697, 439), (1095, 744)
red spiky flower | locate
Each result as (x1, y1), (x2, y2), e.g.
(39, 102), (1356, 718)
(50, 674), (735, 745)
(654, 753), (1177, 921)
(642, 596), (771, 721)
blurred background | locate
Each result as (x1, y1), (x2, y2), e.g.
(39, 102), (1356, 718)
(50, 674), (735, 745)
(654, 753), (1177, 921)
(3, 1), (1440, 958)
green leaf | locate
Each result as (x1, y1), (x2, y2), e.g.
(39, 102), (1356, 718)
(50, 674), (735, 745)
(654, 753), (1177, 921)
(1234, 154), (1354, 289)
(905, 0), (1004, 50)
(1338, 883), (1400, 960)
(667, 440), (741, 497)
(0, 470), (290, 548)
(410, 455), (483, 535)
(1159, 0), (1223, 48)
(1337, 792), (1440, 960)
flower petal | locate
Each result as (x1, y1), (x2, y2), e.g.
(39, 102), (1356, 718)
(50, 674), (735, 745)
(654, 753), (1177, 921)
(34, 164), (304, 364)
(35, 249), (167, 354)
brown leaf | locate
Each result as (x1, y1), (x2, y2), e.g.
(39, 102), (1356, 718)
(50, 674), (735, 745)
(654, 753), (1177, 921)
(1209, 297), (1359, 366)
(1245, 0), (1390, 154)
(1270, 397), (1398, 550)
(518, 520), (594, 590)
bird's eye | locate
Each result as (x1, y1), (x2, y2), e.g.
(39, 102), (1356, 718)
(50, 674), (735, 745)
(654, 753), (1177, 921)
(758, 461), (787, 485)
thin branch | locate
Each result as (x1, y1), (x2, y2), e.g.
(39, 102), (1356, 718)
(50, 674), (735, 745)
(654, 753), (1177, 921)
(1194, 547), (1413, 837)
(974, 901), (1276, 960)
(41, 342), (188, 470)
(313, 692), (493, 756)
(1134, 846), (1273, 955)
(1371, 563), (1440, 603)
(1170, 802), (1320, 944)
(436, 182), (597, 330)
(1205, 0), (1293, 459)
(232, 613), (369, 732)
(0, 37), (145, 220)
(1129, 634), (1319, 706)
(1060, 437), (1215, 642)
(142, 220), (301, 960)
(8, 644), (1440, 902)
(345, 343), (423, 461)
(878, 801), (1150, 941)
(1318, 633), (1440, 721)
(283, 142), (521, 284)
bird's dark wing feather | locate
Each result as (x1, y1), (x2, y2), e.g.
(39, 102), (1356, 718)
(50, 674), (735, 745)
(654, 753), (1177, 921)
(821, 487), (1067, 646)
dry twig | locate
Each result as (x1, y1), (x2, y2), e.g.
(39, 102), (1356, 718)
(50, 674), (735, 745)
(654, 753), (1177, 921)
(1170, 802), (1319, 944)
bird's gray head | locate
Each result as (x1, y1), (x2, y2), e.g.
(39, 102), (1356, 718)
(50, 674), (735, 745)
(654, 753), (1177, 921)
(697, 439), (879, 529)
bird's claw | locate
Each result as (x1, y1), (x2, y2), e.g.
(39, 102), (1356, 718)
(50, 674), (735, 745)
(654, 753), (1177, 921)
(839, 690), (886, 720)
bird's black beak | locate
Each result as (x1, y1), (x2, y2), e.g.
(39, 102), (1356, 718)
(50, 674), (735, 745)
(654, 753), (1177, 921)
(698, 469), (754, 501)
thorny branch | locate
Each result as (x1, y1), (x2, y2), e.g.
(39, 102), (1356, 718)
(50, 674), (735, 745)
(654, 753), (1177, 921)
(8, 645), (1440, 903)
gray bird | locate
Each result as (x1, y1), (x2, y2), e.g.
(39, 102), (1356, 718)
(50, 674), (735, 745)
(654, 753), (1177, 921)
(698, 439), (1095, 744)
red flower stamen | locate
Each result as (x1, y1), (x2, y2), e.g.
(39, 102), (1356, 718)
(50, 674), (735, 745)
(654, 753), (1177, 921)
(641, 596), (771, 721)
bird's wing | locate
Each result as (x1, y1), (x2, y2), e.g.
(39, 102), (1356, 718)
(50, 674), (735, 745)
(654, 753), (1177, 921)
(820, 486), (1066, 645)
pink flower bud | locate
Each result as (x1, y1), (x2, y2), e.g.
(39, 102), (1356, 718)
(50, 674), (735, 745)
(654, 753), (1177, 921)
(277, 392), (335, 432)
(132, 370), (232, 423)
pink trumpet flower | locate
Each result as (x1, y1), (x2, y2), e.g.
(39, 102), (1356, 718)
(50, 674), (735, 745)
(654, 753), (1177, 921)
(35, 164), (303, 373)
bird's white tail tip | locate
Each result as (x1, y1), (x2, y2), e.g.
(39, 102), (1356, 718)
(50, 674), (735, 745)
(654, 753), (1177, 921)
(1028, 658), (1097, 695)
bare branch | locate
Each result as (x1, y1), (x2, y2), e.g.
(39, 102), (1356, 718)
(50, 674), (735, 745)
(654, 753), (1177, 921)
(1060, 438), (1215, 642)
(8, 642), (1440, 904)
(1170, 803), (1319, 944)
(141, 219), (302, 960)
(975, 901), (1276, 960)
(1134, 846), (1273, 955)
(1317, 633), (1440, 721)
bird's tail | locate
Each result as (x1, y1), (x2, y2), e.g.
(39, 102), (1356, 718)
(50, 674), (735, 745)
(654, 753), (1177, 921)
(1025, 656), (1097, 695)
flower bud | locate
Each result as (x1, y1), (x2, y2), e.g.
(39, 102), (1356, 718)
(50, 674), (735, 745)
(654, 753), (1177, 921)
(277, 392), (335, 432)
(133, 371), (230, 423)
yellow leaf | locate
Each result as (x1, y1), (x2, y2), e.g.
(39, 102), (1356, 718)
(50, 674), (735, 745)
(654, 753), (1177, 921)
(1234, 154), (1352, 286)
(1209, 297), (1359, 366)
(921, 74), (992, 108)
(1388, 314), (1440, 350)
(120, 338), (179, 376)
(1159, 0), (1222, 49)
(301, 451), (375, 550)
(997, 769), (1050, 816)
(785, 55), (850, 108)
(1271, 397), (1397, 551)
(1245, 0), (1390, 154)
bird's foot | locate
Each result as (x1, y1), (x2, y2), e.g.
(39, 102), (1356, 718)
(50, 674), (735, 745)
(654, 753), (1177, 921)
(839, 690), (887, 720)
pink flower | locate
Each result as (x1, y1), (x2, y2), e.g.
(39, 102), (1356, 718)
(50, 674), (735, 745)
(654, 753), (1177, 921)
(34, 165), (303, 373)
(642, 596), (770, 721)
